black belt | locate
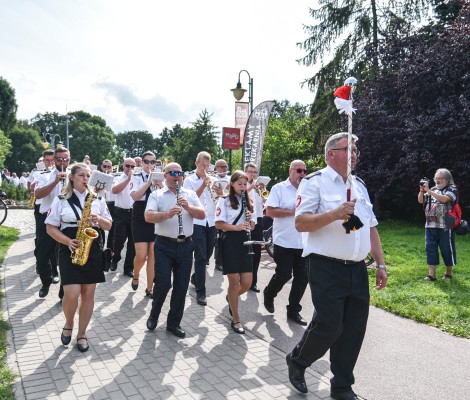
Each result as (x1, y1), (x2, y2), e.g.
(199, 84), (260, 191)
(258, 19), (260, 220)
(106, 201), (115, 204)
(115, 207), (131, 212)
(310, 253), (361, 265)
(157, 235), (192, 243)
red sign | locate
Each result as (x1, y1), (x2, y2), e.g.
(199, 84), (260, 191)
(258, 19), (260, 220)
(222, 127), (241, 150)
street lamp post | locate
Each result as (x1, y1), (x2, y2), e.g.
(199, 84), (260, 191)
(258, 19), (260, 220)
(65, 113), (70, 150)
(230, 70), (253, 171)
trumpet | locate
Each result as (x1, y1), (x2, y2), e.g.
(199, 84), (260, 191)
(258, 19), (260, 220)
(174, 181), (186, 240)
(204, 173), (219, 203)
(261, 189), (269, 199)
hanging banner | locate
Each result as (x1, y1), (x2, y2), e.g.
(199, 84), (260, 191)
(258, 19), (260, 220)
(242, 100), (275, 172)
(235, 101), (249, 145)
(222, 127), (241, 150)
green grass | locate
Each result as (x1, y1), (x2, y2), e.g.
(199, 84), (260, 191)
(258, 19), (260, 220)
(369, 220), (470, 338)
(0, 225), (20, 400)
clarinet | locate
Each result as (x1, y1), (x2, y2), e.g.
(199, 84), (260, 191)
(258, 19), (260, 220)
(241, 190), (254, 255)
(174, 180), (186, 240)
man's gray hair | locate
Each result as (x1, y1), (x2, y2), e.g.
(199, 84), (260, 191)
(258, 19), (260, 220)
(435, 168), (454, 185)
(324, 132), (359, 162)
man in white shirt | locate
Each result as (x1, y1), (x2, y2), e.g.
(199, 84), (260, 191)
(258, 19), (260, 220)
(213, 159), (230, 271)
(110, 158), (136, 277)
(183, 151), (217, 306)
(263, 160), (309, 326)
(34, 146), (70, 298)
(19, 172), (28, 189)
(101, 159), (116, 249)
(144, 162), (205, 337)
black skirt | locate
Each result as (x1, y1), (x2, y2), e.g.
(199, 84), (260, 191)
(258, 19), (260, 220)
(132, 201), (156, 243)
(59, 227), (105, 285)
(222, 231), (253, 275)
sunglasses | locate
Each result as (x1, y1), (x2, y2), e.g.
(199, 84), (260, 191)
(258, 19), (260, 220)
(143, 159), (157, 165)
(166, 170), (184, 177)
(124, 164), (135, 169)
(295, 168), (308, 174)
(101, 165), (112, 169)
(55, 157), (70, 162)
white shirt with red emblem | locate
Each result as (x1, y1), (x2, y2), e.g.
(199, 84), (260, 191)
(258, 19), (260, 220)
(215, 195), (258, 227)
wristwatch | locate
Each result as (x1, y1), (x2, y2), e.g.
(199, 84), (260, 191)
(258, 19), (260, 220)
(376, 264), (387, 271)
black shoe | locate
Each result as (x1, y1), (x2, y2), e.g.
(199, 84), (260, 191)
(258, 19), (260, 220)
(146, 317), (158, 331)
(77, 337), (89, 353)
(61, 327), (72, 345)
(226, 295), (232, 316)
(166, 326), (185, 338)
(215, 264), (223, 272)
(231, 321), (245, 334)
(250, 284), (260, 293)
(145, 289), (153, 298)
(287, 312), (308, 326)
(286, 353), (307, 393)
(39, 285), (50, 298)
(52, 276), (60, 284)
(110, 261), (118, 271)
(196, 293), (207, 306)
(124, 271), (134, 278)
(131, 277), (139, 291)
(263, 287), (274, 313)
(330, 389), (358, 400)
(190, 274), (196, 287)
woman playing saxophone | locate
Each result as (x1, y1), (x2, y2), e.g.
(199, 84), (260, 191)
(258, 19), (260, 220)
(45, 162), (112, 353)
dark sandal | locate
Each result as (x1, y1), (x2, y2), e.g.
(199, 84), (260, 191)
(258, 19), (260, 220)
(61, 327), (73, 345)
(231, 321), (245, 334)
(131, 277), (139, 291)
(145, 289), (153, 298)
(77, 337), (89, 353)
(424, 275), (436, 281)
(442, 274), (453, 279)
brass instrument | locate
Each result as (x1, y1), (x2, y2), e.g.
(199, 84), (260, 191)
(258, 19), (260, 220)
(241, 191), (254, 255)
(261, 189), (270, 199)
(174, 181), (186, 240)
(71, 189), (100, 266)
(29, 193), (35, 208)
(206, 175), (219, 203)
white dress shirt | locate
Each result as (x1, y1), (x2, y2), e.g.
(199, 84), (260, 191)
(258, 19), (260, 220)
(215, 195), (258, 227)
(183, 172), (216, 227)
(296, 165), (378, 260)
(145, 186), (202, 238)
(36, 169), (65, 214)
(130, 171), (150, 202)
(265, 178), (303, 249)
(113, 172), (134, 209)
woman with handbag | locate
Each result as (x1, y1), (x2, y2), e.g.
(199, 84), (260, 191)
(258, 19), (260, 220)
(215, 170), (257, 334)
(418, 168), (458, 281)
(45, 162), (112, 352)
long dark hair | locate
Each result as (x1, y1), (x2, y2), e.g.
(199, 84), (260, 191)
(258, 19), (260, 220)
(228, 170), (253, 211)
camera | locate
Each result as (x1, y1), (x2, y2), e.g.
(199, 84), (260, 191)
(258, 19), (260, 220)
(420, 178), (429, 187)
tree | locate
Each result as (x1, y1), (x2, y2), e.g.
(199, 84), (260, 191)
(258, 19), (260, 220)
(115, 130), (158, 158)
(0, 77), (18, 135)
(355, 2), (470, 218)
(170, 109), (222, 171)
(4, 122), (43, 172)
(298, 0), (433, 92)
(0, 129), (12, 168)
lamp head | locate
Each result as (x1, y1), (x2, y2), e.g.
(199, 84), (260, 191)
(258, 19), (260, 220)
(231, 82), (247, 101)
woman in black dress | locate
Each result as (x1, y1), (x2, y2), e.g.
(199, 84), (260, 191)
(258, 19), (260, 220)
(130, 151), (162, 297)
(46, 163), (112, 352)
(215, 171), (257, 334)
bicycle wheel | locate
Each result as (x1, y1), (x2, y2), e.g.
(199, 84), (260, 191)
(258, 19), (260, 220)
(0, 199), (7, 226)
(265, 234), (274, 258)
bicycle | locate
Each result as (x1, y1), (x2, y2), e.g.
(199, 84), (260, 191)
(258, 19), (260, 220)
(262, 226), (274, 258)
(0, 190), (8, 226)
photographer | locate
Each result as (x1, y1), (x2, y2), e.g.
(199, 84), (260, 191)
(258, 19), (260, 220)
(418, 169), (458, 281)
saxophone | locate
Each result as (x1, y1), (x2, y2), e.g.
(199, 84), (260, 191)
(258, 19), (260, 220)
(71, 191), (100, 266)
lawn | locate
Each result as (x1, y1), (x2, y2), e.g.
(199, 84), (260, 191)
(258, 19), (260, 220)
(0, 225), (20, 400)
(369, 220), (470, 338)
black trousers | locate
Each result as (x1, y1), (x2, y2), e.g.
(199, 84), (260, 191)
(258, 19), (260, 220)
(192, 224), (217, 295)
(265, 245), (308, 313)
(149, 236), (194, 327)
(251, 217), (263, 286)
(35, 213), (58, 286)
(105, 201), (115, 249)
(112, 207), (135, 273)
(290, 254), (370, 391)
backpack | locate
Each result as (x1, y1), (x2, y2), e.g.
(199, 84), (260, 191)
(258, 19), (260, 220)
(444, 202), (462, 229)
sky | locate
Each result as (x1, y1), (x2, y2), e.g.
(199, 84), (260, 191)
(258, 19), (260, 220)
(1, 0), (318, 136)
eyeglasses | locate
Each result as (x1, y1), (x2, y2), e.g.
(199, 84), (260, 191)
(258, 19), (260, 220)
(331, 147), (360, 157)
(246, 170), (257, 174)
(143, 159), (157, 165)
(295, 168), (308, 174)
(124, 164), (135, 169)
(101, 165), (112, 169)
(166, 170), (184, 177)
(55, 157), (70, 162)
(217, 165), (228, 168)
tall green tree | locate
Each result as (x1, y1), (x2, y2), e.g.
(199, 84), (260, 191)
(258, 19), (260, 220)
(115, 130), (158, 158)
(0, 129), (12, 168)
(4, 122), (43, 172)
(0, 77), (18, 135)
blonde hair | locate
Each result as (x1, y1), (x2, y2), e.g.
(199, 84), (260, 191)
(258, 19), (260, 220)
(62, 162), (93, 200)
